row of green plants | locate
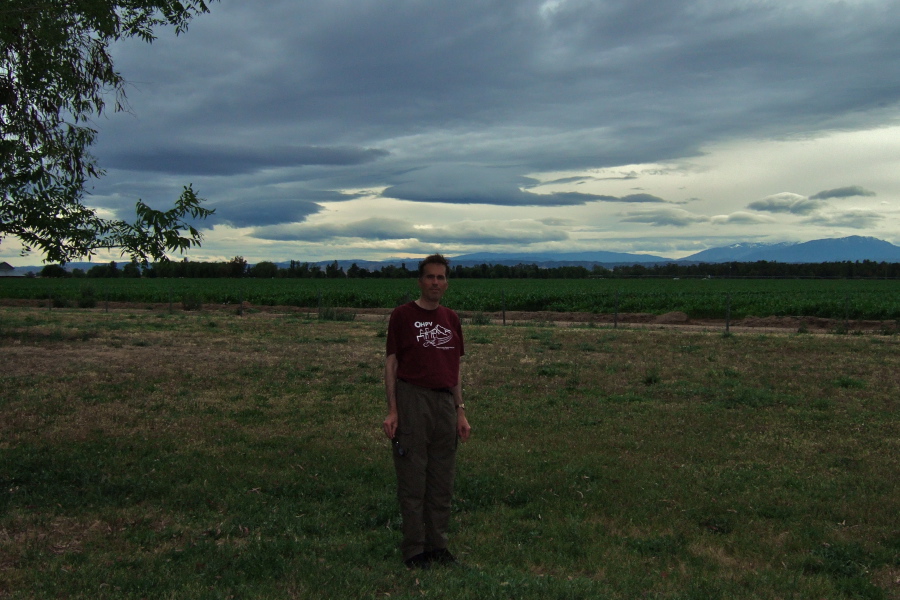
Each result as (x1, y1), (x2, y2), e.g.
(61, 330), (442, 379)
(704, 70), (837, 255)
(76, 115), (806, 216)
(2, 277), (899, 319)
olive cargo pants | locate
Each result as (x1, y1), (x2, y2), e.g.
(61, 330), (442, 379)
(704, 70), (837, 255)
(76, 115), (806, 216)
(392, 379), (458, 560)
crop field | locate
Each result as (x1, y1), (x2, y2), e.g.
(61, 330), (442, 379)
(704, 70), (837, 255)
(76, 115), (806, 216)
(1, 305), (898, 599)
(2, 277), (900, 320)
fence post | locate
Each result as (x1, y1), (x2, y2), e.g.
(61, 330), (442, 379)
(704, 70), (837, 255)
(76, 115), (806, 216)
(502, 289), (506, 326)
(844, 294), (850, 331)
(725, 293), (731, 334)
(239, 290), (244, 317)
(614, 290), (619, 329)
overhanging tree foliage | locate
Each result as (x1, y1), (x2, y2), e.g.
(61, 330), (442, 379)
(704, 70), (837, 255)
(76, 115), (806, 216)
(0, 0), (217, 264)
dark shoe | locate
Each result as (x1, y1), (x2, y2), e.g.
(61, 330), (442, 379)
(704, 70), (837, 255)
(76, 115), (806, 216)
(427, 548), (456, 564)
(404, 553), (431, 569)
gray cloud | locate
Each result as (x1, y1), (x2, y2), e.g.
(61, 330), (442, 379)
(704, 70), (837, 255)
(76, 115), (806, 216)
(254, 218), (412, 242)
(381, 187), (668, 207)
(209, 190), (364, 228)
(748, 193), (825, 215)
(620, 208), (709, 228)
(70, 0), (900, 257)
(624, 209), (774, 228)
(710, 212), (776, 225)
(810, 186), (877, 200)
(618, 193), (667, 204)
(539, 217), (573, 226)
(538, 172), (640, 186)
(802, 210), (884, 229)
(212, 199), (320, 228)
(378, 165), (671, 206)
(106, 144), (388, 176)
(105, 0), (900, 169)
(252, 217), (568, 245)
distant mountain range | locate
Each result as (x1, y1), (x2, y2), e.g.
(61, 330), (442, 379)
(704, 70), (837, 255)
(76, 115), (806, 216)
(448, 236), (900, 267)
(681, 236), (900, 263)
(449, 250), (671, 266)
(7, 236), (900, 275)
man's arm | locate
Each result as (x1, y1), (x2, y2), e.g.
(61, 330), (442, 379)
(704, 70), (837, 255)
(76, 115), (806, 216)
(452, 364), (471, 442)
(382, 353), (399, 439)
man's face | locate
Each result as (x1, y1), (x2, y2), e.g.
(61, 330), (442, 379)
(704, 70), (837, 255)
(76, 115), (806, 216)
(418, 262), (449, 303)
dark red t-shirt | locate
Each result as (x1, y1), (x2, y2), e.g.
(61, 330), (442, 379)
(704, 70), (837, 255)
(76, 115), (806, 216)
(386, 301), (464, 389)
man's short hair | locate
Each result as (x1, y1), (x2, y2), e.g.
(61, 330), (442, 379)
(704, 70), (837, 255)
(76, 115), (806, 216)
(418, 254), (450, 278)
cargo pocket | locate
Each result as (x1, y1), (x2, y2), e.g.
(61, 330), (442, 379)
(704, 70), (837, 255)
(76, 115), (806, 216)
(393, 428), (414, 458)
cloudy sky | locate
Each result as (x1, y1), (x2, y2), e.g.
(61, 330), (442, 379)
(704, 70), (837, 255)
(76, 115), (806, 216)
(8, 0), (900, 266)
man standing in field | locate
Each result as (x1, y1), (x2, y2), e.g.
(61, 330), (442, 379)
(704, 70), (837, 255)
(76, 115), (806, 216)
(382, 254), (471, 569)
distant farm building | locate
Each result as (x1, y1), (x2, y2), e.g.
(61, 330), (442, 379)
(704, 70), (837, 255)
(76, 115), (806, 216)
(0, 262), (15, 277)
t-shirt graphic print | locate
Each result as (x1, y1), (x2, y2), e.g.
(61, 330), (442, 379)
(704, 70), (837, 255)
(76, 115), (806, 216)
(387, 302), (464, 389)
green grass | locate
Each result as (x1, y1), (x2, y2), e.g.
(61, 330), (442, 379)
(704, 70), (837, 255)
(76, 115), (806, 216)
(1, 307), (899, 599)
(3, 276), (900, 319)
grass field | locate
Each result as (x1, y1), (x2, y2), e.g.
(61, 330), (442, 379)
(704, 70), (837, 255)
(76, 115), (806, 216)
(1, 306), (898, 599)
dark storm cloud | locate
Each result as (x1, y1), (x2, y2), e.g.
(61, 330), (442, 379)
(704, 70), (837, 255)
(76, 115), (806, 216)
(810, 186), (877, 200)
(107, 0), (900, 161)
(380, 186), (665, 207)
(379, 165), (670, 206)
(90, 0), (900, 242)
(208, 190), (364, 228)
(105, 144), (388, 176)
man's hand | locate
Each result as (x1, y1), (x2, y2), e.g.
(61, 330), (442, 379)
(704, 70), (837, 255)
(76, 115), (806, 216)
(383, 412), (398, 440)
(457, 414), (471, 442)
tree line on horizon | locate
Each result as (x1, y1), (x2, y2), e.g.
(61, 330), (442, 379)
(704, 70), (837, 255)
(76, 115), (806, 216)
(34, 256), (900, 279)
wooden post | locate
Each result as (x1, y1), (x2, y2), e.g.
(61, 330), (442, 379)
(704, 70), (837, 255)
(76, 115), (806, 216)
(614, 290), (619, 329)
(725, 293), (731, 334)
(844, 294), (850, 332)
